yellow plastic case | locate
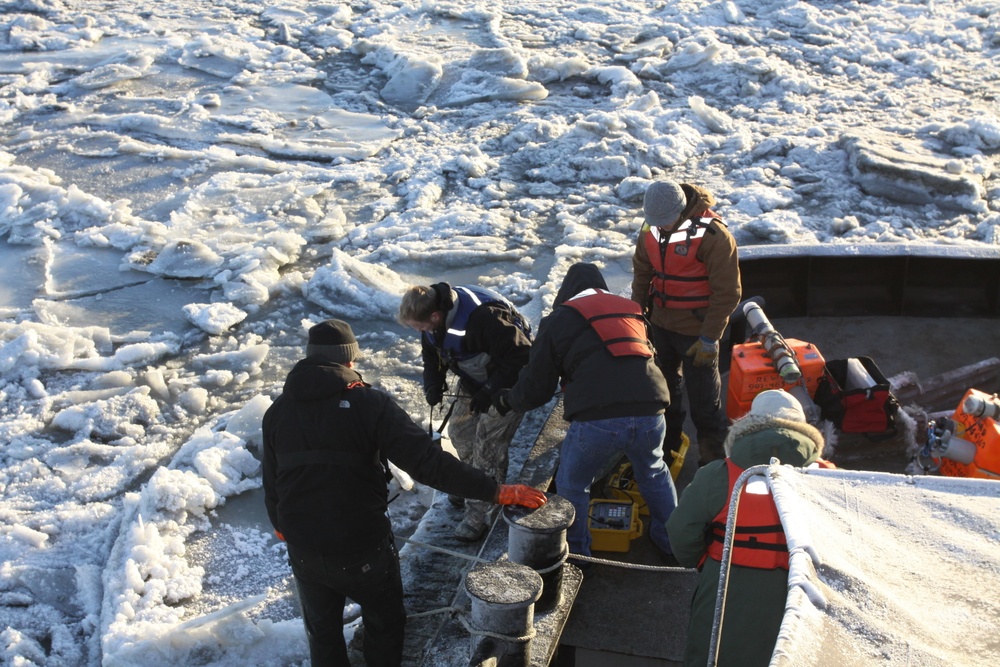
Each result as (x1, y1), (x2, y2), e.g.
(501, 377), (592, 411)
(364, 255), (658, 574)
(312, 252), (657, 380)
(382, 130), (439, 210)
(606, 464), (649, 516)
(588, 499), (643, 553)
(604, 433), (690, 516)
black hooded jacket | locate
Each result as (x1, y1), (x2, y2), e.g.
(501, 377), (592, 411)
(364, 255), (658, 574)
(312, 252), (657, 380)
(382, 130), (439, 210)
(420, 282), (532, 398)
(262, 357), (498, 557)
(505, 263), (670, 422)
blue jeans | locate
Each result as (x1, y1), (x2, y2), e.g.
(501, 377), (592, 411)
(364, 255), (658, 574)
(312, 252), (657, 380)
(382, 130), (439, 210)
(288, 535), (405, 667)
(555, 414), (678, 556)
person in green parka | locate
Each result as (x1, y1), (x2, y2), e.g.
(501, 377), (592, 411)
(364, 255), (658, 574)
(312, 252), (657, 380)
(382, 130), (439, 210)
(665, 389), (825, 667)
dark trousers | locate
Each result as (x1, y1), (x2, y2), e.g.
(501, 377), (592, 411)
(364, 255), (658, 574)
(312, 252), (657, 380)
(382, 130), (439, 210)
(650, 324), (730, 463)
(287, 535), (405, 667)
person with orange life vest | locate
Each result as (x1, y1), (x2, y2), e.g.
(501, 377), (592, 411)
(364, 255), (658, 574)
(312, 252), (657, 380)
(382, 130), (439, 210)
(666, 389), (824, 667)
(262, 319), (546, 667)
(494, 263), (679, 562)
(631, 180), (741, 465)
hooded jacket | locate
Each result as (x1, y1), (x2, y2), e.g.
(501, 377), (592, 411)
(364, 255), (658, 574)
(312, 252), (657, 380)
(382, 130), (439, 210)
(665, 412), (824, 667)
(667, 413), (823, 567)
(262, 357), (499, 557)
(630, 183), (742, 340)
(505, 263), (670, 422)
(421, 282), (532, 399)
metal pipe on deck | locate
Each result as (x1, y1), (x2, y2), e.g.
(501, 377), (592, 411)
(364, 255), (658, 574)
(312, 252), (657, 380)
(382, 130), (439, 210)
(964, 393), (1000, 421)
(743, 302), (802, 384)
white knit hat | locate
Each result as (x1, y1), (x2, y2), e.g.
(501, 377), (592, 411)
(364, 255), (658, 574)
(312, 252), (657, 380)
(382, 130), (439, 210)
(750, 389), (806, 422)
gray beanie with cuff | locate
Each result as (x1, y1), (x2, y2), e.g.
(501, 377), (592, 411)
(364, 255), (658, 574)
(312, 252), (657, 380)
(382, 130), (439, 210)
(643, 180), (687, 228)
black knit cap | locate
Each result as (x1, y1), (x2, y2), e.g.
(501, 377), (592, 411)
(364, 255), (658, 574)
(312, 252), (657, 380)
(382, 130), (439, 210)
(306, 319), (360, 364)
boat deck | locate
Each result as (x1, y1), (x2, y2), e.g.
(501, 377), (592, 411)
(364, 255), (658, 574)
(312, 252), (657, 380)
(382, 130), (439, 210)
(554, 314), (999, 666)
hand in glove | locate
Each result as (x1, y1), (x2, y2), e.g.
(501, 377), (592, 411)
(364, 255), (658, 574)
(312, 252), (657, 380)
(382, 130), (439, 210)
(469, 388), (493, 414)
(492, 389), (512, 416)
(497, 484), (548, 509)
(274, 530), (286, 541)
(424, 384), (444, 407)
(686, 336), (719, 368)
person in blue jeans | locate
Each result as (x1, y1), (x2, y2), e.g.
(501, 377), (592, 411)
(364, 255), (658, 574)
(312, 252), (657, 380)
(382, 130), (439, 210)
(495, 263), (678, 561)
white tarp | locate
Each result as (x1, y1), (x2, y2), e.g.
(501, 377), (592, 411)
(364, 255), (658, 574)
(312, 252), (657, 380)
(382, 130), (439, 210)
(768, 467), (1000, 667)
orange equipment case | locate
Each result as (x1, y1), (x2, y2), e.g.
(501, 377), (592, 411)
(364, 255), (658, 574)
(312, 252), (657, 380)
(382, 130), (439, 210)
(727, 339), (825, 421)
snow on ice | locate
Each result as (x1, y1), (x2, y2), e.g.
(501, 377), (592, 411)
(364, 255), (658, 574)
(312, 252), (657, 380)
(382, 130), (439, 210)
(1, 0), (999, 665)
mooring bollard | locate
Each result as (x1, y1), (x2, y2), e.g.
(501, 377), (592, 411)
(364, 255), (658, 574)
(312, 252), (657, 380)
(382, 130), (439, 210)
(465, 560), (543, 666)
(502, 493), (574, 610)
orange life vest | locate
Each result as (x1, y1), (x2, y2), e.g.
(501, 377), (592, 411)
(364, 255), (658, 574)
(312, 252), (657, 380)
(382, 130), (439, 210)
(561, 289), (653, 358)
(642, 212), (720, 309)
(704, 459), (789, 570)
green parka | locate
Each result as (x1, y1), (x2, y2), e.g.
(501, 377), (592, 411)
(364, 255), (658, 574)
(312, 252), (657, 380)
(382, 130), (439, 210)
(665, 413), (824, 667)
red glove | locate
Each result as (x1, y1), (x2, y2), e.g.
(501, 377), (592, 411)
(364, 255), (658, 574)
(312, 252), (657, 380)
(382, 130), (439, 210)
(497, 484), (547, 509)
(274, 530), (286, 541)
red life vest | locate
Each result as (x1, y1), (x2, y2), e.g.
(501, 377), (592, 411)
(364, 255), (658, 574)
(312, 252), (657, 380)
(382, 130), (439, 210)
(703, 459), (789, 570)
(561, 289), (653, 358)
(642, 212), (720, 309)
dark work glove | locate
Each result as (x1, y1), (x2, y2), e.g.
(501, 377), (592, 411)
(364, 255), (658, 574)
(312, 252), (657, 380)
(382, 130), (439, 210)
(469, 389), (492, 414)
(424, 384), (444, 407)
(492, 389), (512, 416)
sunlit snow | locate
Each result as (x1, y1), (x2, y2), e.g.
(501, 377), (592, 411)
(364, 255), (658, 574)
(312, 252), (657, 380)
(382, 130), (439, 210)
(1, 0), (998, 665)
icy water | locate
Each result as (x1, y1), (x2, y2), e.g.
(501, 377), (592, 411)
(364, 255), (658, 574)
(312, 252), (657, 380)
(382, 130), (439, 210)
(3, 1), (999, 666)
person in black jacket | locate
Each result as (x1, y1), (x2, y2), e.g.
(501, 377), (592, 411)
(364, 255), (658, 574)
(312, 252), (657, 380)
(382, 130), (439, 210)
(262, 319), (546, 667)
(399, 283), (532, 542)
(495, 263), (679, 561)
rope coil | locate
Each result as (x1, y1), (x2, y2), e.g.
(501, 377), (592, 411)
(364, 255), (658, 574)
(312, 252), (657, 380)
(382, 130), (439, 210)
(532, 544), (569, 574)
(568, 552), (696, 572)
(458, 613), (538, 643)
(398, 535), (491, 564)
(399, 534), (694, 572)
(405, 605), (463, 620)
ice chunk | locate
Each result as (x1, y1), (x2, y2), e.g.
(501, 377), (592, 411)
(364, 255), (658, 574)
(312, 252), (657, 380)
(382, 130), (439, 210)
(130, 240), (224, 279)
(183, 303), (248, 336)
(689, 95), (733, 134)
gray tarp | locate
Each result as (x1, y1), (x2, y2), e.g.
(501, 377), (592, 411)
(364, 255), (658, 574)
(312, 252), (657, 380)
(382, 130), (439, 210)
(768, 467), (1000, 667)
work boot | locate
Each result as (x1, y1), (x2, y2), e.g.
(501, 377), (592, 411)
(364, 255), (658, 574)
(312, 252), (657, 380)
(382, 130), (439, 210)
(454, 515), (487, 542)
(447, 494), (465, 508)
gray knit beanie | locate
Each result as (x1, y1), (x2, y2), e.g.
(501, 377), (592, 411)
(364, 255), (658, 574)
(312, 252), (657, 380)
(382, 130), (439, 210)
(306, 319), (360, 364)
(643, 180), (687, 228)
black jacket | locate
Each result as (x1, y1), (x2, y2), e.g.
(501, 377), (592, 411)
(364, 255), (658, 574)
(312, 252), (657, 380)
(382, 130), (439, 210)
(421, 282), (532, 398)
(263, 357), (499, 557)
(506, 263), (670, 421)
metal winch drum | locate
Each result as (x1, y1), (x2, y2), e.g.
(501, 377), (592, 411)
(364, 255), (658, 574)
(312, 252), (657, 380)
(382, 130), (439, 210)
(502, 493), (574, 610)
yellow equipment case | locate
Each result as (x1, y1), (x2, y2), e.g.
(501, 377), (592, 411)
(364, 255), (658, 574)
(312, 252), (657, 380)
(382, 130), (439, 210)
(588, 499), (643, 552)
(604, 433), (690, 515)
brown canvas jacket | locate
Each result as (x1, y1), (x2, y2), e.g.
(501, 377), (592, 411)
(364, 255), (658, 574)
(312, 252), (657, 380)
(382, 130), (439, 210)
(630, 183), (742, 340)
